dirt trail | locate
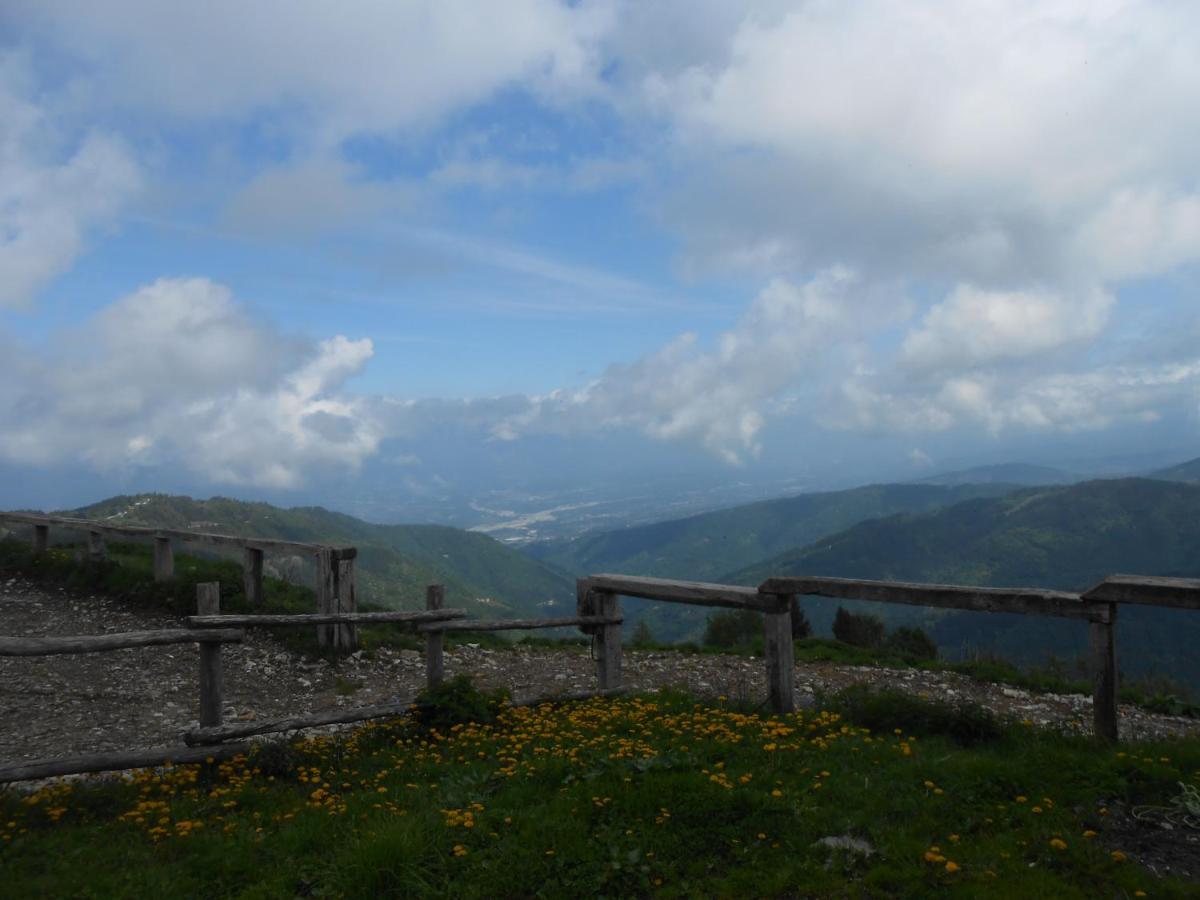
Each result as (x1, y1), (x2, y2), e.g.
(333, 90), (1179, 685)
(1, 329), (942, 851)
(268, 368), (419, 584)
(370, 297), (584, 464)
(2, 576), (1197, 764)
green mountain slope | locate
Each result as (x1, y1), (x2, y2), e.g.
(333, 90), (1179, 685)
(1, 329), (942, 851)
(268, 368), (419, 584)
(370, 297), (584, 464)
(526, 482), (1017, 582)
(916, 462), (1076, 486)
(70, 494), (574, 617)
(726, 478), (1200, 686)
(1150, 455), (1200, 484)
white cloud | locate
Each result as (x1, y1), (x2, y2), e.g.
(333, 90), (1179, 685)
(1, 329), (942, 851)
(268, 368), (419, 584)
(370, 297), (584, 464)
(635, 2), (1200, 286)
(901, 285), (1114, 373)
(0, 52), (141, 308)
(13, 0), (613, 145)
(0, 278), (379, 488)
(492, 269), (872, 462)
(831, 360), (1200, 436)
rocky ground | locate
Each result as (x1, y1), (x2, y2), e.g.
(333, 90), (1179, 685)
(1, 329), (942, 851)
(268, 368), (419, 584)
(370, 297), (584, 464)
(2, 576), (1199, 765)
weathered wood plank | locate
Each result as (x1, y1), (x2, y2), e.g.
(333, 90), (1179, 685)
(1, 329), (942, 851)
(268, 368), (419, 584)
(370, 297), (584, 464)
(334, 553), (357, 651)
(584, 574), (786, 612)
(196, 583), (223, 730)
(0, 511), (354, 556)
(1091, 603), (1119, 743)
(1082, 575), (1200, 610)
(595, 591), (623, 691)
(315, 549), (335, 648)
(426, 584), (445, 689)
(184, 701), (412, 746)
(87, 530), (107, 561)
(153, 536), (174, 581)
(186, 609), (467, 628)
(417, 616), (622, 633)
(760, 576), (1098, 621)
(0, 742), (254, 784)
(242, 547), (264, 605)
(0, 628), (243, 657)
(762, 594), (795, 714)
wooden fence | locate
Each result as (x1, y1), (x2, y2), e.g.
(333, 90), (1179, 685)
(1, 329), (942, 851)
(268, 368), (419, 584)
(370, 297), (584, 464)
(0, 511), (359, 651)
(0, 579), (625, 783)
(2, 547), (1198, 782)
(574, 571), (1200, 745)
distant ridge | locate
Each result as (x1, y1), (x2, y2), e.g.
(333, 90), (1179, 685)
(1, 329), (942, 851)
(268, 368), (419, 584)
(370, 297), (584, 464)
(725, 477), (1200, 686)
(1149, 455), (1200, 484)
(61, 494), (575, 617)
(916, 462), (1077, 487)
(525, 482), (1018, 583)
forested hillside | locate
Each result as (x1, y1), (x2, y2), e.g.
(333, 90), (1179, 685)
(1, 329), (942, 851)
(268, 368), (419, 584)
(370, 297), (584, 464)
(728, 479), (1200, 686)
(527, 482), (1016, 582)
(1150, 455), (1200, 484)
(69, 495), (575, 617)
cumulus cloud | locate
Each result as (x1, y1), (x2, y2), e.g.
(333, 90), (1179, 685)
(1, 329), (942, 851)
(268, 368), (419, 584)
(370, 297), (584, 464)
(0, 278), (379, 488)
(831, 359), (1200, 436)
(636, 2), (1200, 286)
(900, 285), (1114, 373)
(490, 269), (876, 462)
(12, 0), (612, 145)
(0, 52), (141, 308)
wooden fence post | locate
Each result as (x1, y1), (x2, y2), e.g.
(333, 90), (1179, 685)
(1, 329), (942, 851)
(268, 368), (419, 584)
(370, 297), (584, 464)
(196, 582), (224, 730)
(153, 537), (174, 581)
(242, 547), (264, 605)
(335, 550), (358, 651)
(315, 549), (335, 649)
(1090, 602), (1119, 743)
(32, 524), (49, 555)
(426, 584), (445, 689)
(595, 591), (623, 691)
(762, 593), (796, 714)
(87, 530), (107, 562)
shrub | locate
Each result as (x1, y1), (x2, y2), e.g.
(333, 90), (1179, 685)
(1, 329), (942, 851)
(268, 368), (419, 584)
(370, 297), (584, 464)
(832, 607), (885, 649)
(789, 597), (813, 639)
(828, 684), (1005, 746)
(884, 626), (938, 661)
(411, 675), (508, 730)
(630, 619), (656, 647)
(703, 609), (762, 651)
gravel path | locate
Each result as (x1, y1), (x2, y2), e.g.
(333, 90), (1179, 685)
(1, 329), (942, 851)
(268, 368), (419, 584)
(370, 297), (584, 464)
(2, 577), (1197, 765)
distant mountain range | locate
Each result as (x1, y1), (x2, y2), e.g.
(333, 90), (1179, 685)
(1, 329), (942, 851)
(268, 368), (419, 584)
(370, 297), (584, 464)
(526, 483), (1017, 582)
(725, 477), (1200, 685)
(67, 495), (575, 618)
(915, 462), (1078, 487)
(7, 457), (1199, 685)
(1150, 456), (1200, 484)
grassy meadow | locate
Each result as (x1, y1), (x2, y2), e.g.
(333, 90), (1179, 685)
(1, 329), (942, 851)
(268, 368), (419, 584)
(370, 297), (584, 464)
(3, 683), (1198, 898)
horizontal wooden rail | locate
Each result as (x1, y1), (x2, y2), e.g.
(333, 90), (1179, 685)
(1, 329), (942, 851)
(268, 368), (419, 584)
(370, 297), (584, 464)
(0, 628), (244, 657)
(0, 742), (254, 784)
(185, 700), (413, 746)
(1082, 575), (1200, 610)
(759, 576), (1105, 622)
(0, 510), (353, 557)
(583, 574), (787, 612)
(186, 609), (467, 629)
(417, 615), (621, 633)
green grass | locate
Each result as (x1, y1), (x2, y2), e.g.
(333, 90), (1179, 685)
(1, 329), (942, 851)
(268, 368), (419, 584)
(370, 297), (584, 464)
(2, 685), (1197, 898)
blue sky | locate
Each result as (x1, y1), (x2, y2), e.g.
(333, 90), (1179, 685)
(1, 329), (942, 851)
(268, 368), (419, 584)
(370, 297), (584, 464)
(2, 1), (1199, 520)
